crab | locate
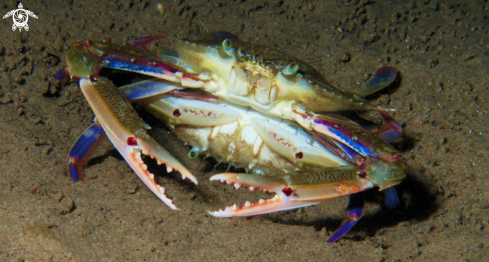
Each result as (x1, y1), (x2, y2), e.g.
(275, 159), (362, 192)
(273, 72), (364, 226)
(57, 32), (406, 243)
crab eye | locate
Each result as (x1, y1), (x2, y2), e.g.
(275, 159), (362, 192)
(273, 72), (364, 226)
(221, 39), (234, 56)
(282, 63), (299, 76)
(222, 39), (232, 50)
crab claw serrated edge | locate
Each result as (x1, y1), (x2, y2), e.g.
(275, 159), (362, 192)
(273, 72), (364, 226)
(103, 124), (197, 210)
(209, 173), (319, 217)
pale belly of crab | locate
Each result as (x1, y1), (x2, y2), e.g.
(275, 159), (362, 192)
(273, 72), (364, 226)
(143, 96), (349, 175)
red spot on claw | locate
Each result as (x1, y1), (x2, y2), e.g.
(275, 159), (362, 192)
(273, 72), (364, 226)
(358, 172), (367, 178)
(127, 137), (137, 146)
(89, 75), (98, 82)
(282, 186), (293, 197)
(173, 109), (181, 117)
(392, 153), (400, 160)
(295, 152), (303, 159)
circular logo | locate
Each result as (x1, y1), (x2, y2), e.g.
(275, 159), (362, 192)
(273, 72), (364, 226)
(12, 9), (29, 27)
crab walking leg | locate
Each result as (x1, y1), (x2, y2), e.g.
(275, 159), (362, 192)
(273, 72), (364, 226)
(83, 40), (206, 88)
(376, 110), (403, 143)
(383, 187), (400, 210)
(291, 109), (402, 161)
(326, 192), (365, 244)
(292, 111), (377, 158)
(79, 77), (196, 209)
(209, 167), (374, 217)
(118, 79), (184, 101)
(68, 121), (106, 181)
(129, 35), (167, 51)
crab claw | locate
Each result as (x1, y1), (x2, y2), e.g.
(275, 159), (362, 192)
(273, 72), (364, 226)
(78, 77), (197, 210)
(136, 134), (197, 185)
(209, 167), (373, 217)
(209, 173), (320, 217)
(116, 133), (196, 210)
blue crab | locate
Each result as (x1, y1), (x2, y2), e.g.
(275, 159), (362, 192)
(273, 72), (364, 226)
(57, 32), (406, 243)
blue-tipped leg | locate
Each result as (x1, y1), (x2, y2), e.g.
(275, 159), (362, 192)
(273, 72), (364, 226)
(54, 68), (69, 84)
(119, 79), (179, 100)
(103, 57), (178, 79)
(384, 187), (400, 210)
(327, 192), (365, 244)
(377, 110), (403, 143)
(69, 122), (106, 181)
(313, 117), (378, 158)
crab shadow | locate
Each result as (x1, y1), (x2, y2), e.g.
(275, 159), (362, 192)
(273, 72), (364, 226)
(263, 167), (438, 242)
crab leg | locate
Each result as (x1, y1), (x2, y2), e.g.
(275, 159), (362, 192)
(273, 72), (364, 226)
(376, 110), (403, 143)
(354, 66), (397, 99)
(68, 121), (106, 181)
(292, 109), (401, 161)
(83, 40), (206, 88)
(326, 192), (364, 243)
(384, 187), (400, 210)
(209, 167), (374, 217)
(78, 77), (196, 209)
(129, 35), (167, 51)
(311, 130), (403, 207)
(118, 79), (184, 100)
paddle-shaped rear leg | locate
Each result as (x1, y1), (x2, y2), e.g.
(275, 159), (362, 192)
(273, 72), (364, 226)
(327, 192), (365, 244)
(354, 66), (397, 99)
(68, 121), (106, 181)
